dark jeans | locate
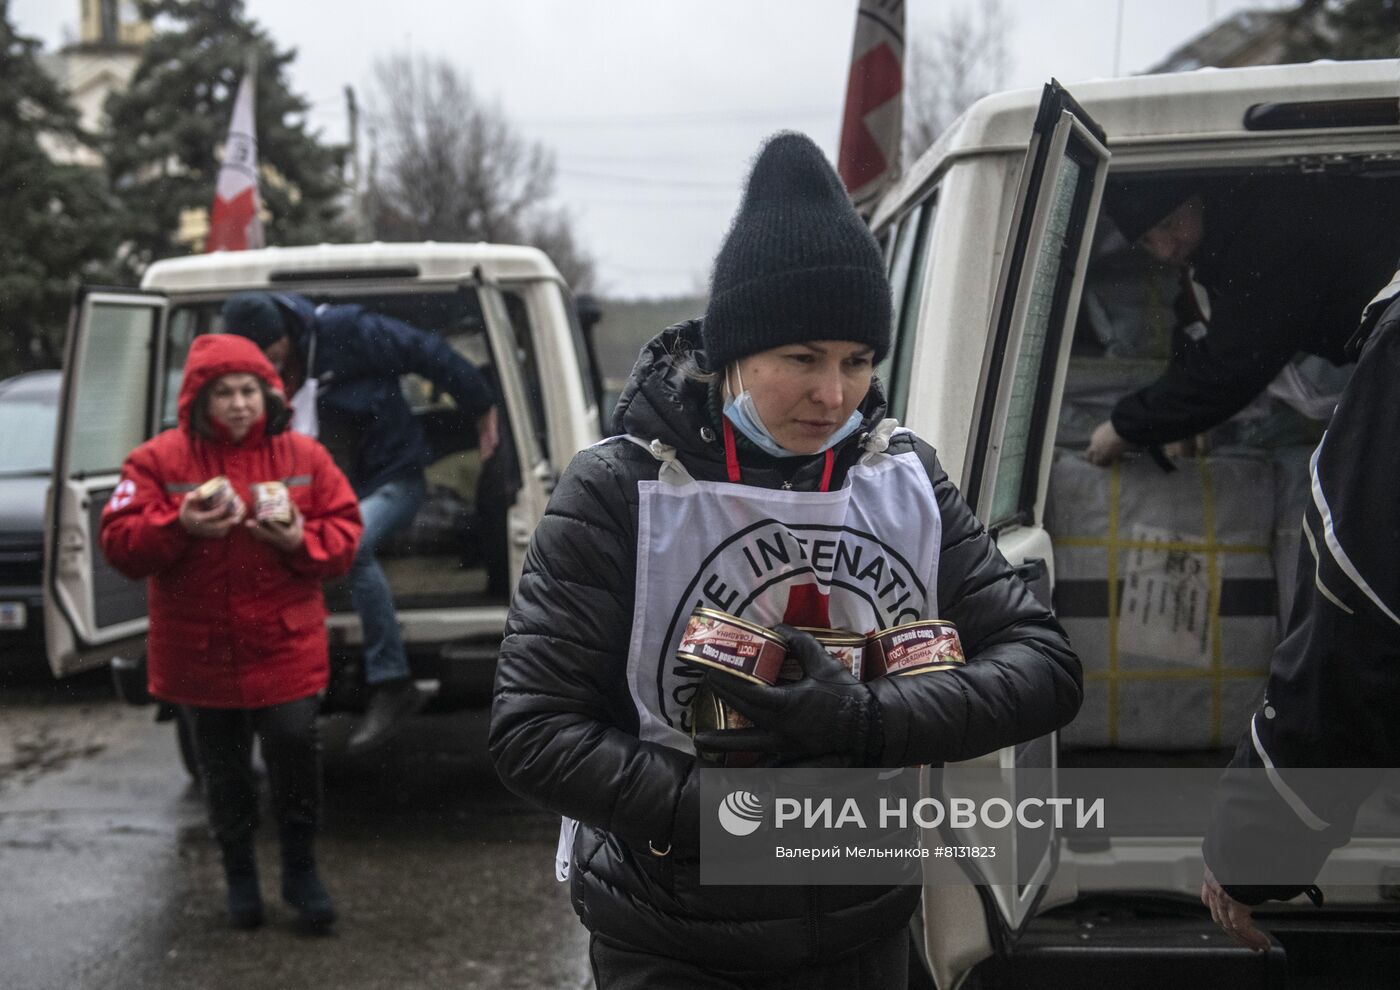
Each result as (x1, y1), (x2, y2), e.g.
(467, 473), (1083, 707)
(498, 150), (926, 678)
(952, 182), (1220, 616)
(185, 695), (321, 846)
(348, 476), (425, 686)
(588, 928), (909, 990)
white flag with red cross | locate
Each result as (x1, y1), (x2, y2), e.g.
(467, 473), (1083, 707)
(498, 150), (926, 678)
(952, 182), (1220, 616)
(837, 0), (905, 216)
(206, 68), (265, 252)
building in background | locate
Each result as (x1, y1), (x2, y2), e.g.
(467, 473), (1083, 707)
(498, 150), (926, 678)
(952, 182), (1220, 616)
(38, 0), (151, 166)
(1149, 6), (1316, 72)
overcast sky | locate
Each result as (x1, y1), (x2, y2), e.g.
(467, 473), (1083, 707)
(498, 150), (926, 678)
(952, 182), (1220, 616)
(15, 0), (1293, 298)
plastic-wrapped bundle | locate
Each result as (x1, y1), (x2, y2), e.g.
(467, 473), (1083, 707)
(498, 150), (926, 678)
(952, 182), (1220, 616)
(1046, 451), (1277, 750)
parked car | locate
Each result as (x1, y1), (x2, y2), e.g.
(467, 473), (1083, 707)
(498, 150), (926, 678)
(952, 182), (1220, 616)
(868, 59), (1400, 986)
(43, 243), (604, 718)
(0, 370), (60, 661)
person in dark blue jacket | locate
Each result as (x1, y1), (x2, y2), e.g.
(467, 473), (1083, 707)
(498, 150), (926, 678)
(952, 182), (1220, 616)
(224, 292), (498, 753)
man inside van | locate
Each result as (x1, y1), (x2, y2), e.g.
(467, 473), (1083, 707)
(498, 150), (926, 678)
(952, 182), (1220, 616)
(1084, 175), (1399, 466)
(223, 292), (499, 754)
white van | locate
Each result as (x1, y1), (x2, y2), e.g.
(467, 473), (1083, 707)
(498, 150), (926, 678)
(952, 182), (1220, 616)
(870, 61), (1400, 985)
(43, 242), (603, 712)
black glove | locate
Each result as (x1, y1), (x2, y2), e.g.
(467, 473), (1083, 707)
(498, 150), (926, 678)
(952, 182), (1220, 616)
(693, 625), (883, 762)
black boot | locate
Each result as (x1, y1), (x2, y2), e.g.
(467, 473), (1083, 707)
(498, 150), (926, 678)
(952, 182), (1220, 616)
(346, 678), (425, 755)
(280, 824), (336, 933)
(220, 839), (264, 930)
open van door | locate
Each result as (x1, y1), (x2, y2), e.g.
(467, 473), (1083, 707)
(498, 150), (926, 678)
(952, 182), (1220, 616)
(469, 271), (556, 587)
(923, 80), (1110, 984)
(44, 290), (165, 677)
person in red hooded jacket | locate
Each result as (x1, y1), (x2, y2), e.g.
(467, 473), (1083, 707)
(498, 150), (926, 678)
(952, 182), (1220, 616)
(100, 334), (362, 932)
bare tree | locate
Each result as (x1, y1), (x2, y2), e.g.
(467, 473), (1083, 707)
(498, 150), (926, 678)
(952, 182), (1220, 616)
(364, 53), (595, 289)
(903, 0), (1012, 164)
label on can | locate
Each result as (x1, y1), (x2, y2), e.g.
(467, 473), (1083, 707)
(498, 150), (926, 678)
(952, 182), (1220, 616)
(195, 476), (239, 518)
(865, 620), (966, 677)
(251, 481), (292, 524)
(784, 627), (867, 681)
(675, 607), (788, 685)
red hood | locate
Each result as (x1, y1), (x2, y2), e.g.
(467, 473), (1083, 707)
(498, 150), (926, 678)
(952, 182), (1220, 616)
(177, 333), (285, 431)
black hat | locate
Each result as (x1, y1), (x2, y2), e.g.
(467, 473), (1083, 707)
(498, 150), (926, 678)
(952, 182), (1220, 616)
(1103, 177), (1200, 244)
(702, 132), (891, 369)
(222, 291), (290, 350)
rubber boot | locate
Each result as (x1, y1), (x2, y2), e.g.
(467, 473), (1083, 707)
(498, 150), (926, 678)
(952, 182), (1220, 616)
(220, 839), (264, 930)
(346, 679), (425, 755)
(280, 824), (336, 933)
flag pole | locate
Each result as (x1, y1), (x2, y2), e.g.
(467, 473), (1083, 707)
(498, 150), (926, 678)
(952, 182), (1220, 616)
(205, 50), (265, 252)
(837, 0), (906, 219)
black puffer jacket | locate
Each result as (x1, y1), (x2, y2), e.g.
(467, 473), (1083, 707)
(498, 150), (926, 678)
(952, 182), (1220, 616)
(1203, 278), (1400, 905)
(489, 322), (1081, 968)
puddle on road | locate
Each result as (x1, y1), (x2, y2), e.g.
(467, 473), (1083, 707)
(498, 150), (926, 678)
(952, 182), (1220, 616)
(0, 727), (107, 792)
(0, 665), (132, 794)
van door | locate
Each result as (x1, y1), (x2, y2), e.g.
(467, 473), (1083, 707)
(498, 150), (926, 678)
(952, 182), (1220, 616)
(45, 290), (166, 677)
(923, 80), (1110, 981)
(471, 273), (555, 586)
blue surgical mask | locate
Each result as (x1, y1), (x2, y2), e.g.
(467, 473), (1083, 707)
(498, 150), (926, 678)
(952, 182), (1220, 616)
(721, 366), (864, 459)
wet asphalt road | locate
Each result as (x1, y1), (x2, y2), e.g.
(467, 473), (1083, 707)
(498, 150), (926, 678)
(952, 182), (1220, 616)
(0, 656), (590, 990)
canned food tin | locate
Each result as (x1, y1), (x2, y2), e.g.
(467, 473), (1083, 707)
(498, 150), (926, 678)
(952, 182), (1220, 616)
(690, 680), (760, 768)
(675, 607), (788, 685)
(784, 627), (867, 681)
(195, 476), (239, 517)
(691, 680), (753, 733)
(251, 481), (292, 524)
(865, 620), (966, 677)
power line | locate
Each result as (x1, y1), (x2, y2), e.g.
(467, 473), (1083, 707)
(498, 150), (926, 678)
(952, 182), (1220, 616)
(571, 195), (736, 207)
(558, 151), (740, 166)
(520, 106), (835, 128)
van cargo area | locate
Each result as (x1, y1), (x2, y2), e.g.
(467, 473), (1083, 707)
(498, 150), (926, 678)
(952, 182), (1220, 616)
(1048, 163), (1400, 763)
(159, 286), (518, 613)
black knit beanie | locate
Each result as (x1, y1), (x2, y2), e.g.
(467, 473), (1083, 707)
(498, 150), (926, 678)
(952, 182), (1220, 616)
(1103, 177), (1200, 244)
(222, 291), (290, 350)
(702, 132), (891, 369)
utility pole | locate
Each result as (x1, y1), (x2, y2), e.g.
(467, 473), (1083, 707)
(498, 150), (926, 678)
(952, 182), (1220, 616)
(344, 84), (372, 240)
(1113, 0), (1125, 76)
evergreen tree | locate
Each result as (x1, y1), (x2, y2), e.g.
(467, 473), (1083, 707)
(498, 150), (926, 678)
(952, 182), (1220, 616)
(1284, 0), (1400, 61)
(105, 0), (349, 273)
(0, 0), (125, 373)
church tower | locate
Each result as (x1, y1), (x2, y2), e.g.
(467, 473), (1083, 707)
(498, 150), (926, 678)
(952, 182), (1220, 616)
(78, 0), (152, 48)
(38, 1), (152, 165)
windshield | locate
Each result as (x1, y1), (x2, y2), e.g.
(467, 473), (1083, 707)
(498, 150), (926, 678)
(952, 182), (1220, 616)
(0, 389), (58, 475)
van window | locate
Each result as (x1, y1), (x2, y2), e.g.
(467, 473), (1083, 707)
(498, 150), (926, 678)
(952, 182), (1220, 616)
(501, 289), (549, 462)
(161, 287), (513, 608)
(557, 283), (604, 419)
(987, 146), (1097, 528)
(161, 305), (215, 429)
(880, 197), (936, 422)
(70, 301), (157, 476)
(0, 376), (58, 476)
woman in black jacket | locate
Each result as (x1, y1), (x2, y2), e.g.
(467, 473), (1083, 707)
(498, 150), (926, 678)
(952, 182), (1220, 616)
(489, 132), (1082, 988)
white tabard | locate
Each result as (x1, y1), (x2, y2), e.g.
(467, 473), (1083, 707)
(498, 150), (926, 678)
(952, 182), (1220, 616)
(620, 431), (944, 754)
(555, 428), (944, 880)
